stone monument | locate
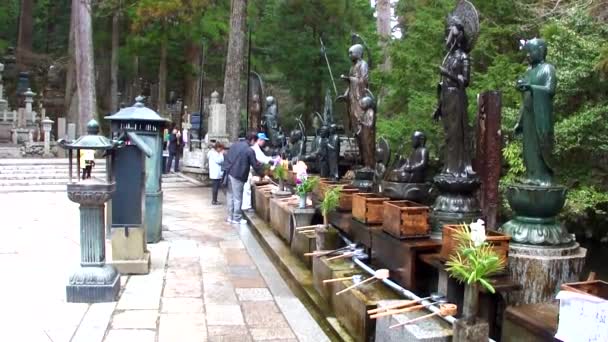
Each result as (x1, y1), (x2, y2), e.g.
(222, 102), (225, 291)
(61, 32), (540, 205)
(429, 1), (481, 236)
(500, 38), (586, 305)
(382, 131), (432, 203)
(207, 90), (229, 144)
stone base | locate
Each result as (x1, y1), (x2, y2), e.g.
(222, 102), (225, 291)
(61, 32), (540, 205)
(145, 191), (163, 244)
(111, 227), (150, 274)
(312, 256), (357, 308)
(375, 300), (452, 342)
(352, 168), (375, 192)
(381, 181), (432, 204)
(66, 264), (121, 303)
(453, 319), (489, 342)
(332, 274), (400, 342)
(430, 209), (481, 239)
(112, 252), (151, 275)
(507, 242), (587, 305)
(291, 229), (316, 269)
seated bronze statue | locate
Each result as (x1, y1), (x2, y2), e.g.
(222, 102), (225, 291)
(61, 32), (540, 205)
(388, 131), (429, 183)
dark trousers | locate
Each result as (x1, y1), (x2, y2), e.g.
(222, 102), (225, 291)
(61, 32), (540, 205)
(82, 166), (92, 179)
(211, 179), (221, 203)
(166, 152), (179, 172)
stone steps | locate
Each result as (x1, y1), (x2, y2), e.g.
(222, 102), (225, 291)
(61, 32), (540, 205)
(0, 158), (200, 192)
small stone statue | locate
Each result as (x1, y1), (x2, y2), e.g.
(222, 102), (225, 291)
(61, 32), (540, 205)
(249, 94), (262, 130)
(337, 44), (375, 169)
(262, 96), (281, 154)
(327, 124), (341, 180)
(304, 125), (330, 177)
(514, 38), (556, 186)
(388, 131), (429, 183)
(288, 118), (306, 163)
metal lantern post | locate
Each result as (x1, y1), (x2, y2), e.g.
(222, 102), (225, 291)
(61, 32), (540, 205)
(59, 119), (121, 303)
(106, 96), (169, 243)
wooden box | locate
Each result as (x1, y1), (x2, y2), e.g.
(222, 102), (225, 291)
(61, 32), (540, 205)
(338, 186), (359, 212)
(561, 280), (608, 299)
(382, 200), (430, 239)
(352, 193), (390, 225)
(440, 224), (510, 263)
(315, 179), (350, 202)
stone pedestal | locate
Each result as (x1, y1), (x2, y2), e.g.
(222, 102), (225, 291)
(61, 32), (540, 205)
(375, 300), (452, 342)
(312, 255), (355, 306)
(207, 90), (229, 144)
(42, 118), (54, 157)
(351, 168), (375, 192)
(381, 181), (432, 205)
(501, 183), (572, 245)
(430, 174), (481, 238)
(66, 182), (120, 303)
(11, 127), (32, 144)
(507, 242), (586, 305)
(111, 227), (151, 274)
(145, 190), (163, 243)
(67, 123), (76, 140)
(453, 319), (489, 342)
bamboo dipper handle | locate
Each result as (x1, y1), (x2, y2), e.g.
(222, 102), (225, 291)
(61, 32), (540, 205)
(336, 276), (375, 295)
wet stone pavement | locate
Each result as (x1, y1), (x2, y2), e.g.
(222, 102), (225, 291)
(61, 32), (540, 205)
(0, 187), (328, 342)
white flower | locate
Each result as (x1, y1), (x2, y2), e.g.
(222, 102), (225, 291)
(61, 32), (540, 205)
(470, 219), (486, 247)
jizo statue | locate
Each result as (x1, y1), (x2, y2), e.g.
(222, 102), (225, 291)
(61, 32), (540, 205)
(388, 131), (429, 183)
(432, 5), (479, 179)
(514, 38), (557, 186)
(337, 44), (376, 169)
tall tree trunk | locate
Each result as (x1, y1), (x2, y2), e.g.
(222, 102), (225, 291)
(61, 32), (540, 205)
(184, 40), (202, 114)
(73, 0), (97, 135)
(223, 0), (248, 140)
(65, 0), (79, 127)
(158, 35), (168, 116)
(110, 12), (120, 113)
(376, 0), (392, 71)
(17, 0), (34, 67)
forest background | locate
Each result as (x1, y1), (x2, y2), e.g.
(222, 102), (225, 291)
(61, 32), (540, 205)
(0, 0), (607, 239)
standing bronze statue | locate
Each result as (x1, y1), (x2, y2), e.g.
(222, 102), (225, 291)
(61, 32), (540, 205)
(514, 38), (556, 186)
(337, 44), (375, 169)
(429, 0), (482, 235)
(262, 96), (281, 155)
(500, 38), (571, 245)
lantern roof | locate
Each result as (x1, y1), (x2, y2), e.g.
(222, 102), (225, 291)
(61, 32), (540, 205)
(105, 96), (169, 123)
(59, 120), (119, 150)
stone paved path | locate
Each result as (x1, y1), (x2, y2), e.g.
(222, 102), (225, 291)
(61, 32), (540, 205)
(0, 186), (328, 342)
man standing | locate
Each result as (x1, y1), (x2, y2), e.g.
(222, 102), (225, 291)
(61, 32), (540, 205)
(223, 130), (265, 224)
(242, 133), (277, 212)
(166, 127), (183, 173)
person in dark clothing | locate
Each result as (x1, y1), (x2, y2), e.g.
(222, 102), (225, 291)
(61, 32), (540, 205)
(166, 127), (184, 172)
(223, 130), (266, 224)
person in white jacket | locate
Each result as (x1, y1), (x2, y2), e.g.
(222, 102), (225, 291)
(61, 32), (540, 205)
(207, 142), (225, 205)
(242, 133), (276, 211)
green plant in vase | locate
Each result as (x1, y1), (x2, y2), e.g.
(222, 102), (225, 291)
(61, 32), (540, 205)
(273, 163), (288, 192)
(320, 185), (342, 226)
(446, 219), (505, 324)
(315, 185), (342, 251)
(295, 175), (319, 209)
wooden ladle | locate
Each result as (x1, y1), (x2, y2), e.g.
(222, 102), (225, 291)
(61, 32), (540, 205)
(336, 269), (390, 296)
(367, 293), (443, 315)
(389, 303), (457, 329)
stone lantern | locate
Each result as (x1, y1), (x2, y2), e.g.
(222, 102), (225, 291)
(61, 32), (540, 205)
(106, 96), (169, 243)
(58, 119), (122, 303)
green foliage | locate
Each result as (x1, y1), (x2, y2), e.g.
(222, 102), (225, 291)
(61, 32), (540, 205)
(295, 176), (319, 196)
(445, 224), (506, 293)
(321, 185), (342, 218)
(273, 163), (288, 181)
